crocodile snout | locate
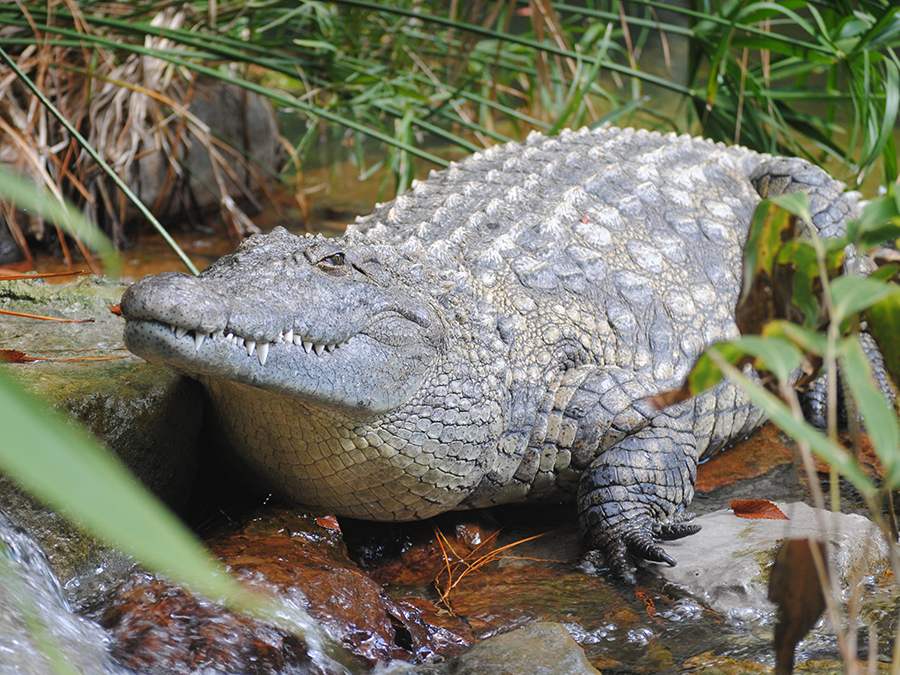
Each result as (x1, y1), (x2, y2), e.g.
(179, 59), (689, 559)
(121, 272), (229, 335)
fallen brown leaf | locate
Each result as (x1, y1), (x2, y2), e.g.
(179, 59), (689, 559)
(769, 539), (828, 675)
(731, 499), (788, 520)
(315, 515), (341, 531)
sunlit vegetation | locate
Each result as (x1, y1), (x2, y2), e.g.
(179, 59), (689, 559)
(0, 1), (897, 255)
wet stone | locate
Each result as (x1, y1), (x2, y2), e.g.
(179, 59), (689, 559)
(102, 569), (323, 675)
(652, 502), (890, 625)
(0, 276), (201, 509)
(102, 509), (473, 671)
(411, 622), (600, 675)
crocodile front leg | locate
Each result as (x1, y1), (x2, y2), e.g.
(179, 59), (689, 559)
(536, 365), (749, 583)
(577, 419), (701, 584)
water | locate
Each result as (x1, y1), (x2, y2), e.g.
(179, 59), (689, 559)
(0, 513), (130, 675)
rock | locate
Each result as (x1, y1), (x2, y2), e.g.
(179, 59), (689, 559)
(102, 569), (325, 675)
(102, 509), (473, 670)
(1, 275), (201, 509)
(0, 513), (128, 675)
(651, 502), (890, 622)
(409, 622), (600, 675)
(135, 78), (283, 222)
(0, 276), (203, 612)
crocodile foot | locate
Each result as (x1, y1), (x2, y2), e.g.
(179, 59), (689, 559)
(582, 511), (700, 585)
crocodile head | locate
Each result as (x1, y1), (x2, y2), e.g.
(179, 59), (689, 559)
(122, 226), (510, 520)
(121, 226), (442, 415)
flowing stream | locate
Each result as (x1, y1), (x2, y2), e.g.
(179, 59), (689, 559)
(0, 514), (130, 675)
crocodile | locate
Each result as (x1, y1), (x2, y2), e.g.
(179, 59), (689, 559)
(121, 126), (855, 583)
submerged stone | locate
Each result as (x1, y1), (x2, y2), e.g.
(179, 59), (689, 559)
(102, 569), (324, 675)
(412, 622), (600, 675)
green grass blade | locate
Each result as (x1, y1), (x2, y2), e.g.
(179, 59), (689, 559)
(0, 370), (238, 598)
(0, 370), (354, 670)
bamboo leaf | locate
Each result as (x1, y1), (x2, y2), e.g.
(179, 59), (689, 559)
(770, 191), (811, 223)
(846, 191), (900, 248)
(729, 335), (804, 384)
(864, 288), (900, 396)
(763, 321), (828, 358)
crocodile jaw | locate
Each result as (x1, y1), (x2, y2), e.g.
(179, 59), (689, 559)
(121, 229), (442, 415)
(123, 311), (437, 414)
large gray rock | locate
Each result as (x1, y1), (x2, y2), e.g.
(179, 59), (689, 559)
(652, 502), (890, 622)
(1, 276), (201, 509)
(135, 79), (283, 221)
(0, 275), (203, 612)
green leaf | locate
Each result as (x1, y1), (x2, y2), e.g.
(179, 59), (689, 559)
(741, 199), (797, 304)
(770, 191), (812, 223)
(688, 342), (748, 395)
(763, 320), (828, 358)
(730, 335), (804, 384)
(846, 192), (900, 250)
(0, 371), (349, 668)
(707, 352), (876, 498)
(864, 287), (900, 392)
(830, 276), (900, 323)
(840, 336), (900, 489)
(0, 371), (232, 596)
(776, 240), (822, 328)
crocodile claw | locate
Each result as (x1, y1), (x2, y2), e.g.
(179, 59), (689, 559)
(584, 512), (700, 585)
(655, 518), (701, 542)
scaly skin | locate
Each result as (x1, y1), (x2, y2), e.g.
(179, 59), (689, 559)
(121, 127), (854, 582)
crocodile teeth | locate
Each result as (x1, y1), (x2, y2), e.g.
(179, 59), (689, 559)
(170, 322), (347, 361)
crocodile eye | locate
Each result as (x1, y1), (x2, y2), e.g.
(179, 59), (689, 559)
(316, 251), (348, 274)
